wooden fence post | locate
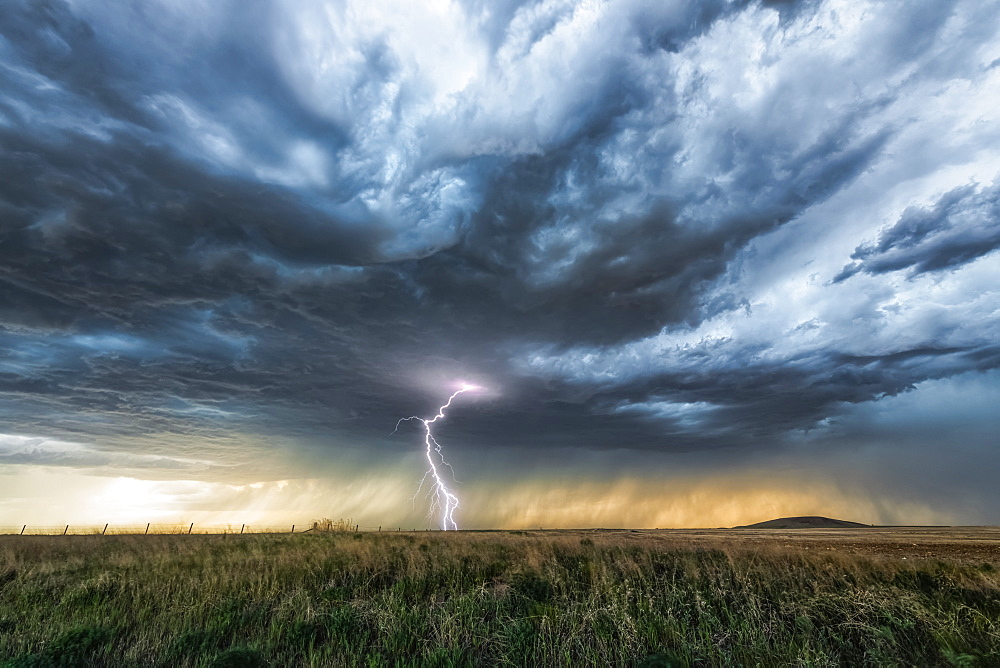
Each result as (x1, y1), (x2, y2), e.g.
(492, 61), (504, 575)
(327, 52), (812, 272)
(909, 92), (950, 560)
(145, 523), (150, 535)
(188, 523), (194, 534)
(290, 525), (295, 533)
(63, 525), (69, 535)
(20, 525), (25, 535)
(378, 526), (381, 532)
(102, 523), (108, 535)
(240, 524), (245, 534)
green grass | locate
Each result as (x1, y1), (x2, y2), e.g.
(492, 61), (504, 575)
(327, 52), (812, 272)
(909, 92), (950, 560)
(0, 532), (997, 666)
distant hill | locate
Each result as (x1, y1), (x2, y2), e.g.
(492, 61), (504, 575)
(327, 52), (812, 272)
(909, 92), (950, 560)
(736, 516), (871, 529)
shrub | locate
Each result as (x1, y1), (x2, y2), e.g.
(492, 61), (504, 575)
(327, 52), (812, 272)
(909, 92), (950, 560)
(311, 518), (353, 532)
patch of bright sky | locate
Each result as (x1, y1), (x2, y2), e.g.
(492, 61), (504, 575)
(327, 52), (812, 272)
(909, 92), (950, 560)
(0, 433), (214, 472)
(0, 460), (960, 529)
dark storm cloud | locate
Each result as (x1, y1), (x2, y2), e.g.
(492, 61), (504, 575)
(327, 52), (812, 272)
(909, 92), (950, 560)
(0, 0), (998, 490)
(601, 344), (993, 444)
(834, 180), (1000, 282)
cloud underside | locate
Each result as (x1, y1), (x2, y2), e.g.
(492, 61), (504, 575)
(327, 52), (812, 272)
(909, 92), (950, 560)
(835, 181), (1000, 281)
(0, 0), (998, 518)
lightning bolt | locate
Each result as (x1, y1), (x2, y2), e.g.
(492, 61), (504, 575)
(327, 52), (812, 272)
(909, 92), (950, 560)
(393, 383), (480, 530)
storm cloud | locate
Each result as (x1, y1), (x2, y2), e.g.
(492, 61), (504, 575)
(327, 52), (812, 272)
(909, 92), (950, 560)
(1, 0), (998, 526)
(835, 181), (1000, 281)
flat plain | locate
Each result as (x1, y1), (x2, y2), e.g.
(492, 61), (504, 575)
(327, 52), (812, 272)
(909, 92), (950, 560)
(1, 527), (997, 666)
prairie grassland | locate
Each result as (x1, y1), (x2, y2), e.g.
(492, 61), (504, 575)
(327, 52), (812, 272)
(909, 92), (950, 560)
(0, 530), (998, 666)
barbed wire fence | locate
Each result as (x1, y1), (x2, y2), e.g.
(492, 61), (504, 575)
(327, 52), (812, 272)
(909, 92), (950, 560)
(0, 521), (453, 536)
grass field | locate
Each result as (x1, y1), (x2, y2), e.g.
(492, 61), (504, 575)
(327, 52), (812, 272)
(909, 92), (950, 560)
(1, 528), (998, 666)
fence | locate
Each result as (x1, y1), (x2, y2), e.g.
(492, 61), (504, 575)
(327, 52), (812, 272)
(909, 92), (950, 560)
(0, 523), (452, 535)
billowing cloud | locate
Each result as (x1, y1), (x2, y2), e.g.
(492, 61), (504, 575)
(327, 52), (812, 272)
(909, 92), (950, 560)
(1, 0), (998, 525)
(835, 180), (1000, 281)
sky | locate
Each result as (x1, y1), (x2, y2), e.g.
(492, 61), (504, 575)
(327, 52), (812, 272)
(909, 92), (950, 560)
(1, 0), (999, 530)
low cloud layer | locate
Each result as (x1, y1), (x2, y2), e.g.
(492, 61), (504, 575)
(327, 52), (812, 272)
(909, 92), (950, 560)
(1, 0), (998, 525)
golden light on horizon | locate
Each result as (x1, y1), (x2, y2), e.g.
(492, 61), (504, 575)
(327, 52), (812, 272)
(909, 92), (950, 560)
(0, 462), (958, 531)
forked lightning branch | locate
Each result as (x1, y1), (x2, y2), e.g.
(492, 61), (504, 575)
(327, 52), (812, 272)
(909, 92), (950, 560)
(393, 384), (481, 530)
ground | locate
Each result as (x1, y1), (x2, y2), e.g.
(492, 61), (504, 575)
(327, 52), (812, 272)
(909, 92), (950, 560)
(1, 527), (997, 666)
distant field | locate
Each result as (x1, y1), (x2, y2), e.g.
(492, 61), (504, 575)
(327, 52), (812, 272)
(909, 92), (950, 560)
(1, 528), (998, 666)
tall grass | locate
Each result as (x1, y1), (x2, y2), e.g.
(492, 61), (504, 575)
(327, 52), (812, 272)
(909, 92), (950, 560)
(0, 532), (997, 666)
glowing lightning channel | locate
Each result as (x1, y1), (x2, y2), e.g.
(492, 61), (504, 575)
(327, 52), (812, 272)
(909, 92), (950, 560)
(393, 383), (480, 530)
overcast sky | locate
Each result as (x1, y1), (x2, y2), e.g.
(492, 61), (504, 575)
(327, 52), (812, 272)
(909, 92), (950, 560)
(1, 0), (998, 529)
